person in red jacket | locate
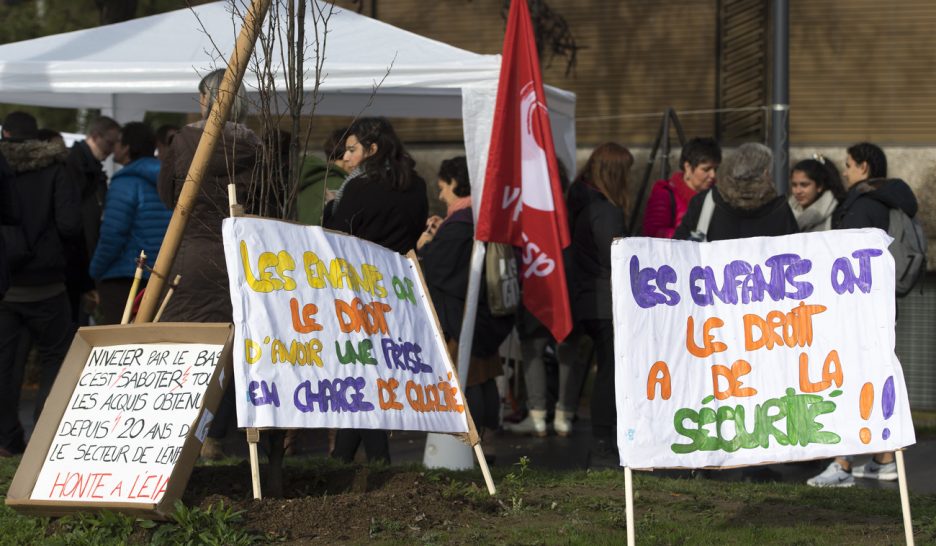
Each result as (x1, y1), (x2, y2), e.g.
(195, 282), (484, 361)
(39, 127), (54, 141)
(641, 137), (721, 238)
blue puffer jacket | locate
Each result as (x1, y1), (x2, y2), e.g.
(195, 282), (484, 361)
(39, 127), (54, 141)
(89, 157), (171, 280)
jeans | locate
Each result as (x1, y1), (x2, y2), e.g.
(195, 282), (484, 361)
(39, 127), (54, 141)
(521, 333), (590, 413)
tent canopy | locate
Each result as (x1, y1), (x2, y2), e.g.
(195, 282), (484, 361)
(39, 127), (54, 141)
(0, 1), (576, 199)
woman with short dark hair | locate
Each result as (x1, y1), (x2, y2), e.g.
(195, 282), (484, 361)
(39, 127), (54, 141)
(642, 137), (722, 238)
(418, 156), (514, 453)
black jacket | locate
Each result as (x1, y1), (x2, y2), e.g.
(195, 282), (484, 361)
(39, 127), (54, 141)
(0, 139), (82, 287)
(419, 208), (513, 358)
(65, 140), (107, 258)
(157, 122), (260, 323)
(566, 182), (626, 321)
(0, 151), (19, 297)
(674, 188), (799, 241)
(323, 173), (428, 255)
(833, 178), (918, 230)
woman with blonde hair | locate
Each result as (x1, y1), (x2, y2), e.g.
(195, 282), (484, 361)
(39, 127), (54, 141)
(566, 142), (633, 468)
(158, 68), (261, 459)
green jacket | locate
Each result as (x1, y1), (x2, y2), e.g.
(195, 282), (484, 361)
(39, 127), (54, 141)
(297, 155), (345, 226)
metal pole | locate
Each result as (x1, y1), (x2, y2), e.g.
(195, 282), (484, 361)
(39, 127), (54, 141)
(771, 0), (790, 194)
(660, 108), (672, 182)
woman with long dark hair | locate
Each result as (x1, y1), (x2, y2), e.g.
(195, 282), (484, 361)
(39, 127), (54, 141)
(324, 117), (427, 254)
(324, 117), (428, 464)
(788, 156), (845, 232)
(566, 142), (633, 467)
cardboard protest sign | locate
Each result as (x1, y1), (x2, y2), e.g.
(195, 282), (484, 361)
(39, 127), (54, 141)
(221, 218), (470, 435)
(7, 323), (233, 518)
(612, 229), (915, 469)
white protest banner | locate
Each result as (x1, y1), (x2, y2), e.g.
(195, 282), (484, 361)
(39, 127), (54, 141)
(612, 229), (915, 469)
(222, 218), (469, 434)
(30, 342), (223, 503)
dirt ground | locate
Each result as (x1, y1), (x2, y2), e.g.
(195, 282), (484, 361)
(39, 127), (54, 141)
(181, 459), (917, 545)
(184, 462), (503, 544)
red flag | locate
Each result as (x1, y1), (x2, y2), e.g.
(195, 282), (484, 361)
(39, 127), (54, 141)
(476, 0), (572, 341)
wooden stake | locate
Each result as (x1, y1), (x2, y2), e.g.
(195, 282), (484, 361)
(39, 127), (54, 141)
(135, 0), (272, 323)
(472, 444), (496, 495)
(153, 275), (182, 323)
(121, 251), (146, 325)
(228, 183), (244, 217)
(246, 428), (262, 500)
(625, 466), (635, 546)
(896, 450), (914, 545)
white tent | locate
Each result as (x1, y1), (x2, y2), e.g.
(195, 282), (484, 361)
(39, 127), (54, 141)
(0, 0), (576, 202)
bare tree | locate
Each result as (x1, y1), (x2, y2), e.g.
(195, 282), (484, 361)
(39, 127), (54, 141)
(189, 0), (394, 496)
(502, 0), (581, 76)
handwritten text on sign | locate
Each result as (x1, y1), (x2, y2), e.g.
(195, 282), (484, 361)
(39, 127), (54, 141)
(611, 229), (915, 469)
(221, 218), (469, 434)
(31, 343), (223, 503)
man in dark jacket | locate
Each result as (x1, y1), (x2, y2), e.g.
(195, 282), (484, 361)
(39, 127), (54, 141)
(65, 116), (119, 260)
(0, 151), (19, 300)
(674, 143), (798, 241)
(808, 142), (912, 488)
(0, 112), (82, 456)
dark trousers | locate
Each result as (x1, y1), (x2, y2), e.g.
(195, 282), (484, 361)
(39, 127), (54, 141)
(465, 378), (500, 431)
(583, 318), (616, 440)
(332, 429), (390, 464)
(97, 277), (137, 325)
(208, 383), (236, 439)
(0, 292), (74, 452)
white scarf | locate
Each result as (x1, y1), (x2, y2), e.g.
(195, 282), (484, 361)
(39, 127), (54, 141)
(789, 190), (837, 232)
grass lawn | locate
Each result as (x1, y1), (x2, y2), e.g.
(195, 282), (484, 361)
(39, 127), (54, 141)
(0, 454), (933, 545)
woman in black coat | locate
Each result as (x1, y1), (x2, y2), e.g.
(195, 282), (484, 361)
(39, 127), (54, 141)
(323, 117), (428, 463)
(418, 156), (513, 442)
(674, 143), (798, 241)
(566, 142), (633, 466)
(323, 118), (427, 255)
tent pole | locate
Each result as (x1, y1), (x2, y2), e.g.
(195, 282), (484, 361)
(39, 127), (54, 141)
(135, 0), (272, 323)
(456, 241), (486, 391)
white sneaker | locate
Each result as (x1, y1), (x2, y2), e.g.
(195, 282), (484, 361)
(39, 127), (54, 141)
(853, 460), (898, 481)
(806, 461), (855, 487)
(554, 409), (574, 437)
(504, 409), (548, 437)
